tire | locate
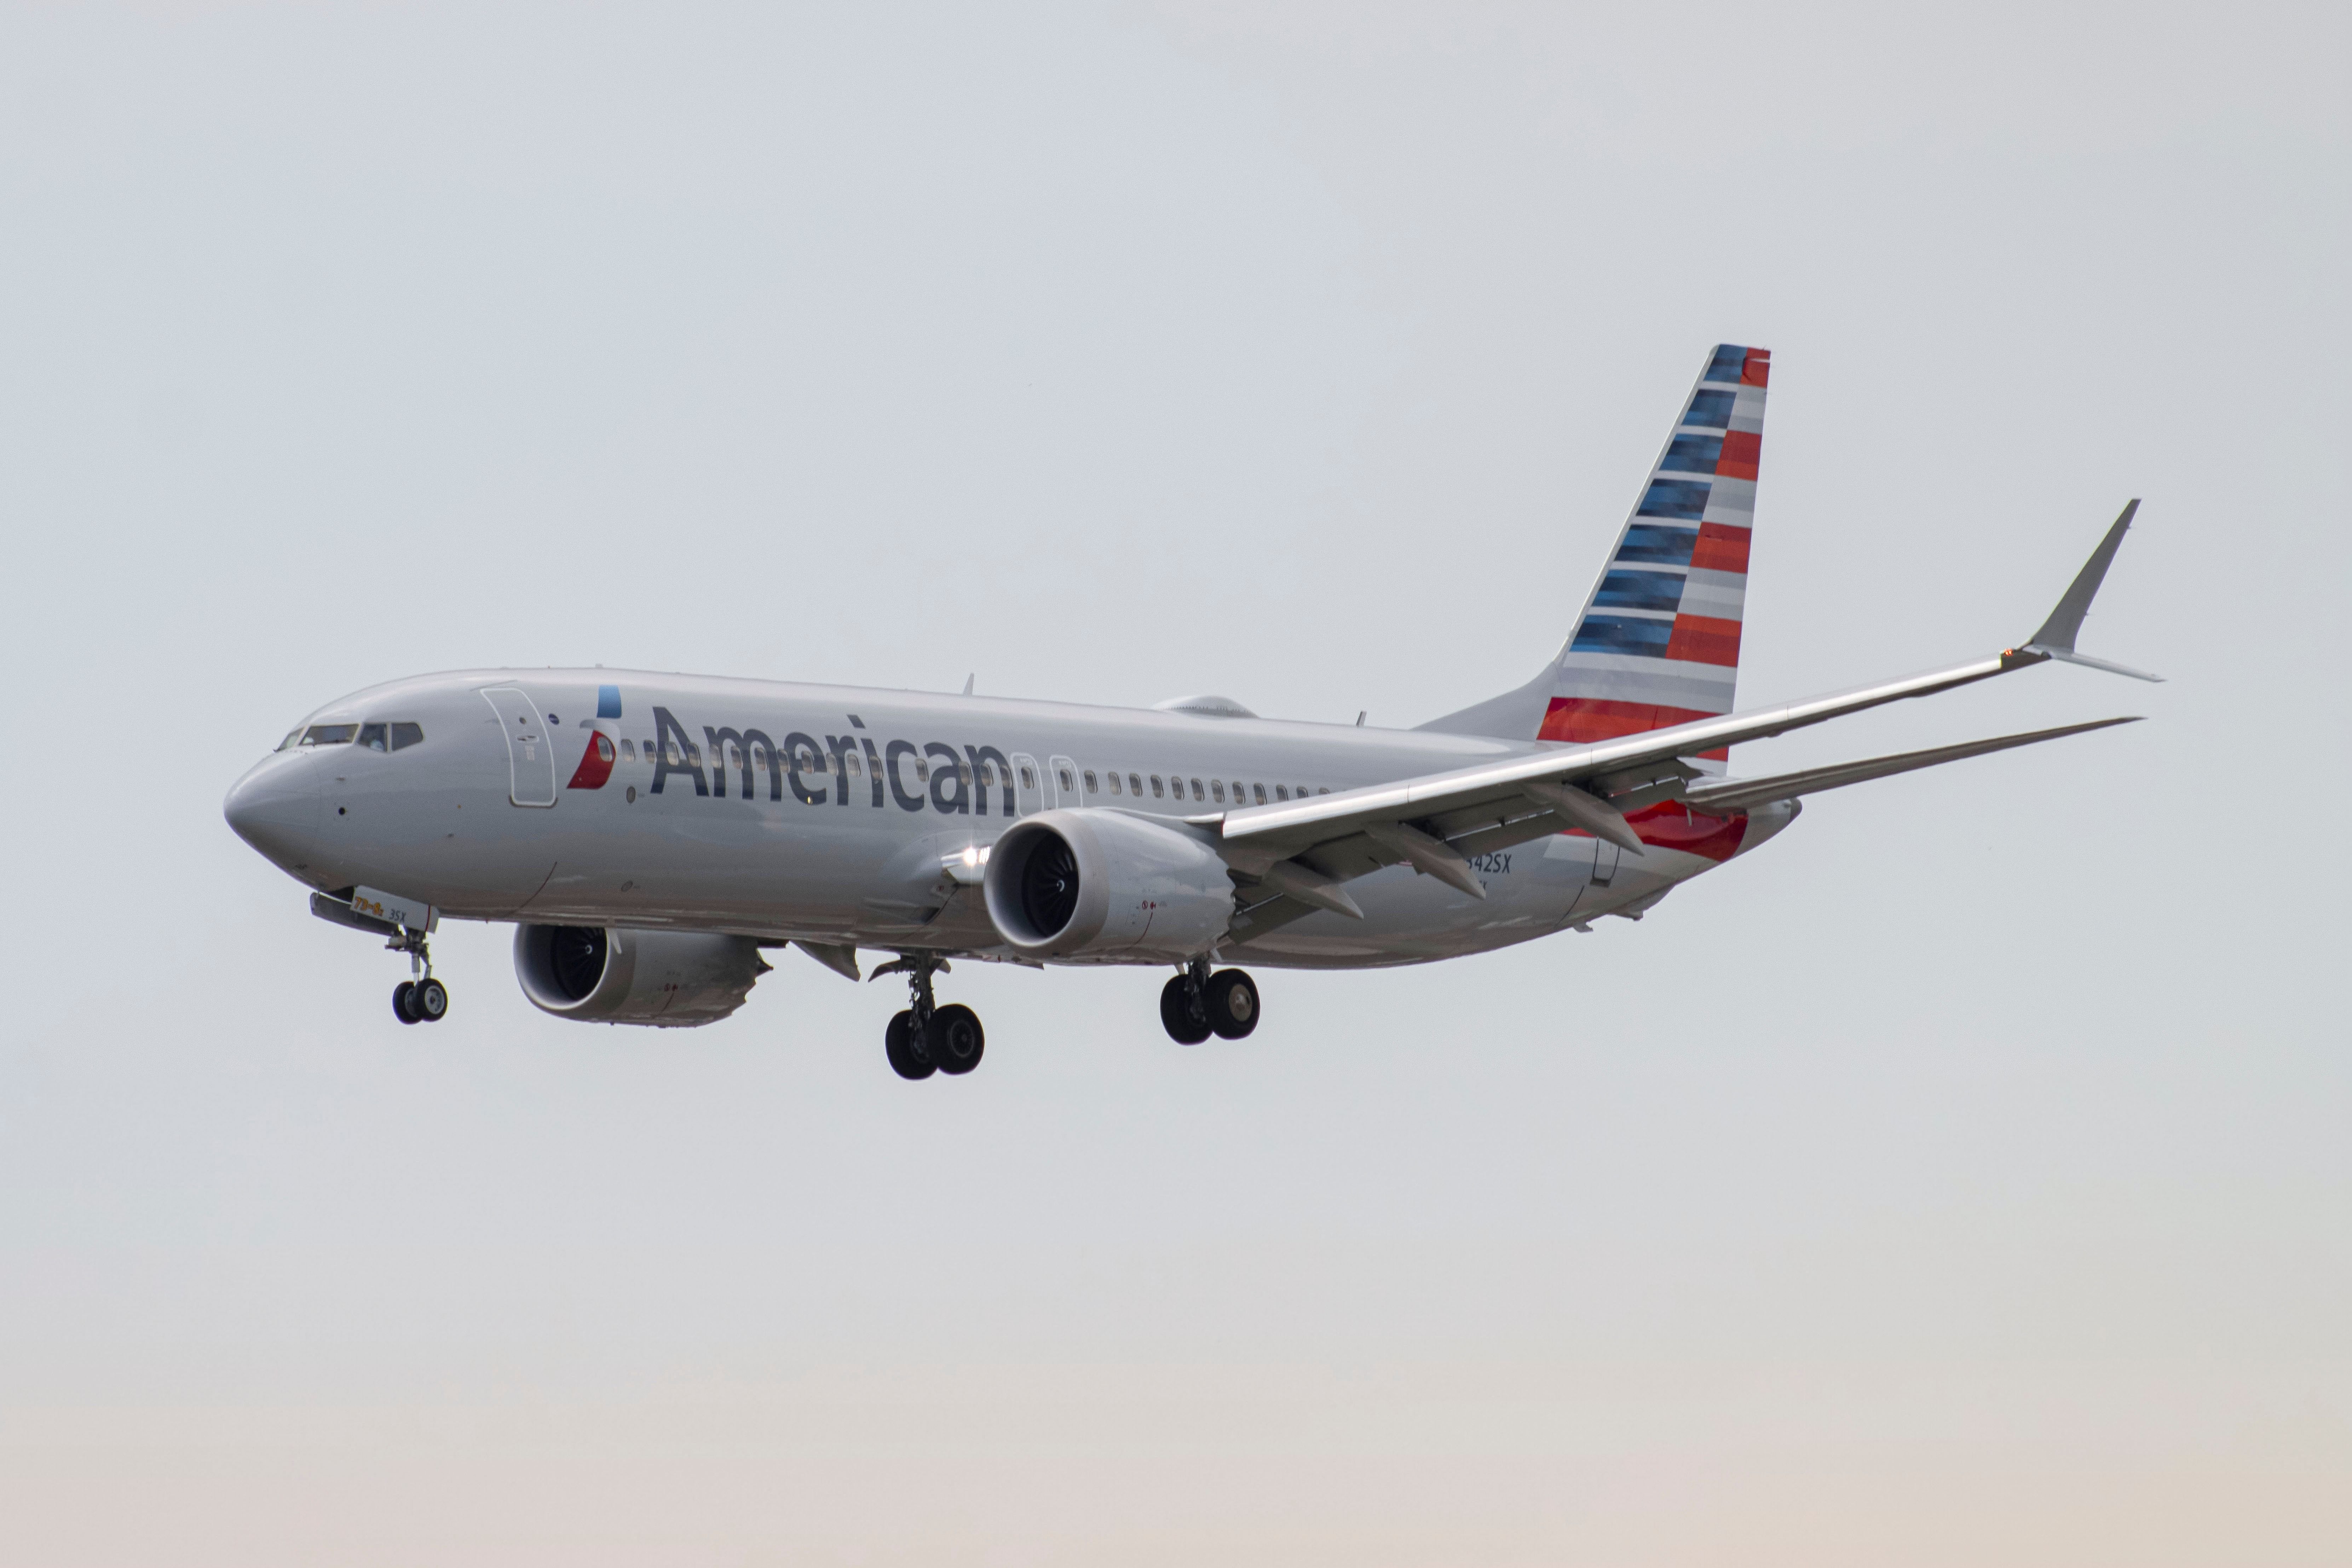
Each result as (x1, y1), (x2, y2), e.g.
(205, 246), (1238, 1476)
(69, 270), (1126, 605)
(930, 1004), (985, 1075)
(1159, 974), (1212, 1045)
(885, 1009), (936, 1080)
(1205, 969), (1259, 1039)
(392, 981), (420, 1025)
(413, 977), (449, 1022)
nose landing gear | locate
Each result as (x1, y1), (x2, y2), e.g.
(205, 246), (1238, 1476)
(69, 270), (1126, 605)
(873, 955), (984, 1080)
(1160, 959), (1258, 1044)
(390, 928), (450, 1025)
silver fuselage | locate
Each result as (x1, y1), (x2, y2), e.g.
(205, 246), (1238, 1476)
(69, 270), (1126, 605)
(224, 668), (1794, 969)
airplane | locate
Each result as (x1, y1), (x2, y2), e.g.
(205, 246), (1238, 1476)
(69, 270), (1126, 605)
(223, 344), (2156, 1079)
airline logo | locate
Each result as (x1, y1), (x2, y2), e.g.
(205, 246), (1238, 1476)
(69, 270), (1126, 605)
(1541, 343), (1769, 769)
(570, 697), (1027, 817)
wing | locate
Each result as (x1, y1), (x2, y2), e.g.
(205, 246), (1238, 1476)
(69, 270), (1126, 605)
(1207, 504), (2156, 941)
(1678, 716), (2140, 815)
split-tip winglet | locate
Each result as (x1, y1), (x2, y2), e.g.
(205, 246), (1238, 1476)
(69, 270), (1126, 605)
(2022, 499), (2163, 682)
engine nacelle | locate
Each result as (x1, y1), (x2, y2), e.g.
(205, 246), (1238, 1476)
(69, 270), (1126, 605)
(513, 925), (770, 1027)
(983, 809), (1233, 962)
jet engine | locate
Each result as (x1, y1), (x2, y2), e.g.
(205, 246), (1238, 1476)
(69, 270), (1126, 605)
(983, 809), (1234, 962)
(512, 925), (770, 1027)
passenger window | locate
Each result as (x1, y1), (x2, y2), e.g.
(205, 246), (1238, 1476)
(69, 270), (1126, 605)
(1150, 776), (1165, 797)
(1211, 780), (1225, 803)
(1128, 773), (1143, 796)
(1020, 765), (1036, 789)
(1274, 784), (1289, 801)
(1252, 783), (1267, 804)
(846, 753), (861, 775)
(357, 723), (389, 751)
(1230, 781), (1243, 802)
(1084, 770), (1098, 792)
(595, 734), (615, 762)
(1108, 772), (1123, 795)
(619, 739), (636, 762)
(959, 764), (973, 785)
(915, 758), (929, 782)
(302, 724), (357, 746)
(1297, 786), (1310, 799)
(1316, 786), (1330, 795)
(1057, 768), (1073, 791)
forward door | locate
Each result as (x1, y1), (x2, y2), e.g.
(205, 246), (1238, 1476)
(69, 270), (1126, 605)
(480, 686), (558, 807)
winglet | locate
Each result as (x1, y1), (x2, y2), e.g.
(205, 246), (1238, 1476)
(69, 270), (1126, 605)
(2023, 500), (2162, 682)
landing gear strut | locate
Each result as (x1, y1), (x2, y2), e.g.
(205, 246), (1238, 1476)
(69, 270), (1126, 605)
(389, 926), (449, 1025)
(1161, 959), (1257, 1043)
(873, 954), (984, 1080)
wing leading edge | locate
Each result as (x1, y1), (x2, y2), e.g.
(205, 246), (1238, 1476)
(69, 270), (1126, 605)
(1208, 504), (2154, 939)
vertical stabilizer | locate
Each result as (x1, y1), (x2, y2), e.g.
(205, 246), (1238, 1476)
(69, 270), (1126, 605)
(1420, 343), (1770, 769)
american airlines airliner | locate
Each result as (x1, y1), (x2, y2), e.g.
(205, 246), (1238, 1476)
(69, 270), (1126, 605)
(223, 345), (2155, 1079)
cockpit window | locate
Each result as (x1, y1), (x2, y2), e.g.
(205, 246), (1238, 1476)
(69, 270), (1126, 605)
(276, 728), (302, 751)
(302, 724), (358, 746)
(358, 723), (389, 751)
(390, 722), (424, 751)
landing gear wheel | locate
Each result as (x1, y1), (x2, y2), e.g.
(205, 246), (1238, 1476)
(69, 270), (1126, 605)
(1205, 969), (1259, 1039)
(930, 1004), (985, 1075)
(412, 977), (449, 1023)
(392, 981), (420, 1025)
(885, 1009), (936, 1080)
(1159, 974), (1212, 1045)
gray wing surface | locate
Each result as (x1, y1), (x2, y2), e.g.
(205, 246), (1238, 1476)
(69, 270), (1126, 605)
(1211, 511), (2156, 943)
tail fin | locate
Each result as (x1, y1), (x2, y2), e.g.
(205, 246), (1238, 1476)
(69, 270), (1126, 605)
(1420, 343), (1770, 768)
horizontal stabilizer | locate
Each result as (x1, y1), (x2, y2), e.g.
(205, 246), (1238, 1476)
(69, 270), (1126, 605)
(1680, 717), (2141, 815)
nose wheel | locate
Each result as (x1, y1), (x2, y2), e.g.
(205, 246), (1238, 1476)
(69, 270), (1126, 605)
(874, 955), (984, 1080)
(389, 928), (450, 1025)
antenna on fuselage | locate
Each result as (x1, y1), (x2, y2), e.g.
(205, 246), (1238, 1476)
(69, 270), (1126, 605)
(962, 674), (975, 696)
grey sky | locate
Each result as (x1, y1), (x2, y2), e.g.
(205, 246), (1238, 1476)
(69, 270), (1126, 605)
(2, 3), (2346, 1563)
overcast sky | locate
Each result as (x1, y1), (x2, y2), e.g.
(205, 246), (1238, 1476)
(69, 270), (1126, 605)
(2, 3), (2347, 1564)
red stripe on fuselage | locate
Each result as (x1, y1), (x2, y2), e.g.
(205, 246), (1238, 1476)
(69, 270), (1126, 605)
(1560, 800), (1749, 863)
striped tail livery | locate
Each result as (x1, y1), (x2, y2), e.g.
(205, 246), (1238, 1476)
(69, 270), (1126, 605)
(1422, 343), (1770, 766)
(1544, 343), (1767, 768)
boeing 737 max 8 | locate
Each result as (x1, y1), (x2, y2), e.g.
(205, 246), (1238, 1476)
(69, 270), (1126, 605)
(223, 345), (2155, 1078)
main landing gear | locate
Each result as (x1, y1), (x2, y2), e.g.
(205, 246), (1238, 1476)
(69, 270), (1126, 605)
(874, 954), (984, 1080)
(1160, 959), (1258, 1045)
(389, 926), (450, 1026)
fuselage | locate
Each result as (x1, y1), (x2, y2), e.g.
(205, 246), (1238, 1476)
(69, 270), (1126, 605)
(224, 667), (1796, 970)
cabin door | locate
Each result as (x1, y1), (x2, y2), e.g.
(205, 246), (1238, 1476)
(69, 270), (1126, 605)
(479, 686), (558, 807)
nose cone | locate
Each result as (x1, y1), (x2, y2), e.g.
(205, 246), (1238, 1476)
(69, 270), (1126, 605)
(224, 753), (321, 871)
